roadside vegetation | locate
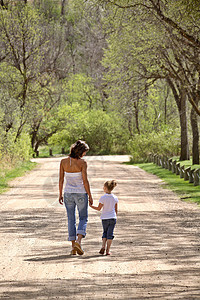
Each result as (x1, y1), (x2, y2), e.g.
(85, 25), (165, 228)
(0, 1), (199, 198)
(0, 160), (37, 194)
(136, 162), (200, 205)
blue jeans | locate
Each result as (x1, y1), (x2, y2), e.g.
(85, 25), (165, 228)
(102, 218), (116, 240)
(64, 193), (88, 241)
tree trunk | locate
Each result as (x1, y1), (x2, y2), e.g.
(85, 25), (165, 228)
(0, 0), (6, 8)
(134, 97), (140, 134)
(190, 106), (199, 164)
(167, 78), (190, 160)
(179, 90), (190, 161)
(61, 0), (66, 16)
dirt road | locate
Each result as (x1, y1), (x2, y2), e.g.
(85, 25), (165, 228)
(0, 156), (200, 299)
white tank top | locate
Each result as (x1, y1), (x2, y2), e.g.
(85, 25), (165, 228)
(64, 157), (86, 193)
(64, 172), (86, 193)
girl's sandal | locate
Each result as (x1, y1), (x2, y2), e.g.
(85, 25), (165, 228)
(99, 248), (105, 255)
(106, 252), (111, 256)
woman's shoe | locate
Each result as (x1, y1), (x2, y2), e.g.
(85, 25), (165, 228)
(99, 248), (105, 255)
(70, 249), (77, 255)
(74, 242), (84, 255)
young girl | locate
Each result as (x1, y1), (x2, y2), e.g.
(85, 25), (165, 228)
(90, 180), (118, 255)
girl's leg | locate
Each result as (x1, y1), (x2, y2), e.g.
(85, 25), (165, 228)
(106, 219), (116, 255)
(102, 238), (107, 249)
(99, 220), (109, 254)
(106, 239), (112, 255)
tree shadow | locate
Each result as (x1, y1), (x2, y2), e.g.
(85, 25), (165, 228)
(0, 206), (200, 299)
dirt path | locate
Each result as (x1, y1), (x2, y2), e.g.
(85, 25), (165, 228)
(0, 156), (200, 300)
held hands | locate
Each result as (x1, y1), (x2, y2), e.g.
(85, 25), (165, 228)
(59, 195), (63, 205)
(89, 196), (93, 206)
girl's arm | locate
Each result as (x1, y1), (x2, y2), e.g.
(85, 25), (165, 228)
(82, 160), (93, 205)
(59, 160), (64, 205)
(90, 203), (103, 211)
(115, 203), (118, 215)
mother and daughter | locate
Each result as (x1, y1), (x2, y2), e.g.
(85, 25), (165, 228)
(59, 140), (118, 256)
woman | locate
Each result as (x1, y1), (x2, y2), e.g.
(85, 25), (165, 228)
(59, 140), (93, 255)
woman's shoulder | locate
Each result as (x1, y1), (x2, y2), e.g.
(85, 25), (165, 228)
(61, 157), (69, 164)
(79, 158), (87, 166)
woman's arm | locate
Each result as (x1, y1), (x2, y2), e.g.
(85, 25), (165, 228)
(82, 160), (93, 205)
(115, 203), (118, 215)
(59, 160), (64, 205)
(90, 203), (103, 211)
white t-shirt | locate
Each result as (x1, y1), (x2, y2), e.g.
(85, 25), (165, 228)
(99, 193), (118, 220)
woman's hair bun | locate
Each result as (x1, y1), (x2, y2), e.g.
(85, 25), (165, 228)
(69, 140), (89, 159)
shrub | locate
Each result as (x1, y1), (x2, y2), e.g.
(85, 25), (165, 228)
(49, 109), (129, 154)
(0, 132), (32, 167)
(128, 128), (180, 163)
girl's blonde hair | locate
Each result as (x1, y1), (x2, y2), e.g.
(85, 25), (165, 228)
(104, 180), (117, 192)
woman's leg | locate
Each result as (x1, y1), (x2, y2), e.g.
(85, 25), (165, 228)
(64, 193), (77, 244)
(76, 193), (88, 243)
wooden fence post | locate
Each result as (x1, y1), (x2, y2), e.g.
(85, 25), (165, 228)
(62, 147), (65, 155)
(194, 169), (200, 186)
(180, 166), (185, 179)
(189, 169), (195, 183)
(164, 157), (168, 169)
(49, 148), (53, 156)
(172, 160), (176, 173)
(176, 163), (180, 175)
(168, 158), (172, 171)
(184, 167), (191, 181)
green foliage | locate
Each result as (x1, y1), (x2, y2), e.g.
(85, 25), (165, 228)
(63, 74), (101, 109)
(0, 160), (37, 194)
(49, 106), (129, 154)
(128, 128), (180, 163)
(0, 131), (32, 164)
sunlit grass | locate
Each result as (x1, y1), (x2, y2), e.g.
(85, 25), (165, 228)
(0, 161), (37, 194)
(136, 162), (200, 206)
(37, 145), (65, 157)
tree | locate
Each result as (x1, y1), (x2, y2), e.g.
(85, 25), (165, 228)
(97, 0), (200, 161)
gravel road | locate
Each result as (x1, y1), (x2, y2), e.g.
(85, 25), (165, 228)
(0, 156), (200, 299)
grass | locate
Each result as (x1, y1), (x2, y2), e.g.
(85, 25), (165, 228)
(37, 145), (65, 158)
(0, 160), (37, 194)
(135, 162), (200, 206)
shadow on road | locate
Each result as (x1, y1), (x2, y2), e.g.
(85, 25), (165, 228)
(0, 207), (200, 299)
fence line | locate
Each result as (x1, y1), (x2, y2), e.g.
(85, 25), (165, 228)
(148, 154), (200, 186)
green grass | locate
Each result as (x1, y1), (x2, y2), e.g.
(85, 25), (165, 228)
(136, 162), (200, 206)
(37, 145), (65, 158)
(0, 161), (37, 194)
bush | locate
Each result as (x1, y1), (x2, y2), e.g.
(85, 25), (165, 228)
(0, 132), (32, 167)
(128, 128), (180, 163)
(49, 109), (129, 154)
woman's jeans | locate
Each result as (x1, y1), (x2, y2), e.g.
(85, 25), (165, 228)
(64, 193), (88, 241)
